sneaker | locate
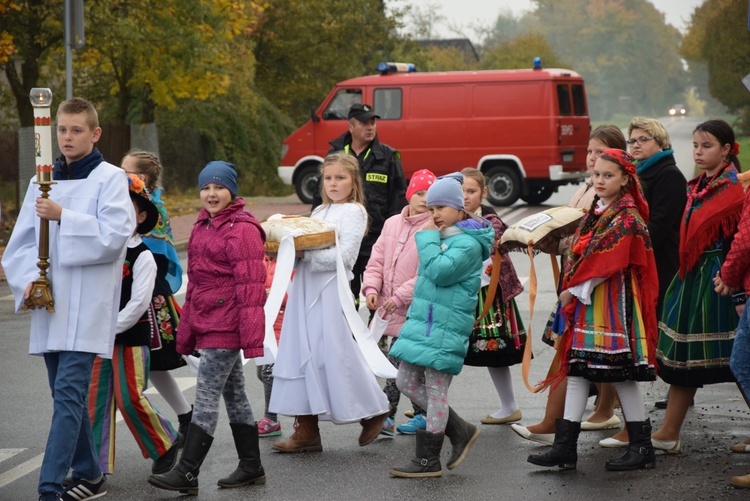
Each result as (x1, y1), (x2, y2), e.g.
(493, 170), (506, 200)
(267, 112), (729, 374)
(61, 476), (107, 500)
(396, 414), (427, 435)
(258, 417), (282, 437)
(39, 492), (61, 501)
(380, 416), (395, 437)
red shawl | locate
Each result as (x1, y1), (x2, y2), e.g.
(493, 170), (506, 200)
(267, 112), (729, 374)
(679, 164), (744, 278)
(548, 193), (659, 386)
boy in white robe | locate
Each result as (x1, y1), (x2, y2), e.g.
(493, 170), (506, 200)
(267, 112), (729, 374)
(2, 97), (134, 501)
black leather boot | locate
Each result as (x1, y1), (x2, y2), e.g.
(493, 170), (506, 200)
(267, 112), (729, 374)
(444, 407), (480, 470)
(177, 406), (193, 448)
(388, 429), (444, 478)
(217, 423), (267, 488)
(605, 419), (656, 471)
(527, 419), (580, 470)
(151, 432), (181, 474)
(148, 423), (213, 495)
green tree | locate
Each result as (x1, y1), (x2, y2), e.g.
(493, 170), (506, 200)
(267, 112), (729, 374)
(480, 33), (565, 70)
(252, 0), (421, 124)
(0, 0), (63, 127)
(682, 0), (750, 114)
(526, 0), (686, 119)
(77, 0), (263, 124)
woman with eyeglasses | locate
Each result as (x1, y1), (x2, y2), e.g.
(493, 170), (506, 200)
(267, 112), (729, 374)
(594, 118), (688, 448)
(650, 119), (744, 455)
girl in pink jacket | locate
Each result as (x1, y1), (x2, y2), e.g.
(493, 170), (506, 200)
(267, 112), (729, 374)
(362, 169), (435, 435)
(149, 161), (267, 495)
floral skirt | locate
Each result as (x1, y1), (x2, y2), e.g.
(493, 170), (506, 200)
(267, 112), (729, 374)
(149, 294), (186, 371)
(656, 249), (738, 387)
(464, 286), (526, 368)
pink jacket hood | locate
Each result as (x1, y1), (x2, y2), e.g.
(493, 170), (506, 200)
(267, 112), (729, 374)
(361, 206), (430, 336)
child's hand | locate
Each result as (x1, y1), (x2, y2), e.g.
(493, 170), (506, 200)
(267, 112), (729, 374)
(713, 274), (733, 296)
(382, 298), (397, 313)
(24, 283), (32, 300)
(559, 290), (574, 306)
(737, 304), (745, 317)
(35, 197), (62, 221)
(366, 293), (378, 310)
(421, 217), (437, 231)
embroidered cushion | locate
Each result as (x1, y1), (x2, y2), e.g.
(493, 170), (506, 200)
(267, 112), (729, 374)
(500, 206), (585, 253)
(261, 215), (336, 253)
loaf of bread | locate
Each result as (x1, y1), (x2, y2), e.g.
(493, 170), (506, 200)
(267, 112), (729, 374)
(261, 215), (336, 253)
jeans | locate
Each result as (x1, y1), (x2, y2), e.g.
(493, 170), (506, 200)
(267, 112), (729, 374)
(730, 305), (750, 403)
(39, 351), (100, 495)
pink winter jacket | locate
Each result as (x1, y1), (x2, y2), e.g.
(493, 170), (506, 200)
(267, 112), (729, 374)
(362, 206), (430, 336)
(177, 198), (267, 358)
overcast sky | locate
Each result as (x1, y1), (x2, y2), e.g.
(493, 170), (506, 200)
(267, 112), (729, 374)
(395, 0), (705, 37)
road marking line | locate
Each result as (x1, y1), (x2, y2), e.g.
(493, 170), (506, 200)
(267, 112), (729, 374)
(0, 378), (197, 487)
(0, 454), (43, 489)
(1, 294), (14, 301)
(0, 449), (26, 463)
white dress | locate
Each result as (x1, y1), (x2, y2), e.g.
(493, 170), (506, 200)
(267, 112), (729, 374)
(269, 202), (389, 423)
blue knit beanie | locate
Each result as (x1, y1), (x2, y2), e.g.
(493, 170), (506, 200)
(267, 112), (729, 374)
(426, 172), (464, 210)
(198, 161), (238, 196)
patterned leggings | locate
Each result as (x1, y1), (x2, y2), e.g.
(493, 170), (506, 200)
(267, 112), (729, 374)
(385, 350), (426, 419)
(193, 349), (255, 436)
(395, 361), (453, 432)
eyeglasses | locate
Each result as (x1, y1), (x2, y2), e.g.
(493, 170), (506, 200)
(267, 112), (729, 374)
(626, 136), (655, 146)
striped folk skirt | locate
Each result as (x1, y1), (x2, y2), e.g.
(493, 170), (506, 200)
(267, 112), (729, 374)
(657, 248), (738, 387)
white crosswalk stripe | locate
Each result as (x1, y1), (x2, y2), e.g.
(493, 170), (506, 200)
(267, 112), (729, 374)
(0, 450), (42, 489)
(0, 377), (196, 488)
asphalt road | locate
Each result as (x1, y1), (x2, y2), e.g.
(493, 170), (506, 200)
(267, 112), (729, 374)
(1, 116), (748, 500)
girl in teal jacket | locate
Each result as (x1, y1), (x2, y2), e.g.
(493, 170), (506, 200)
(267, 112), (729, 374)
(389, 173), (494, 479)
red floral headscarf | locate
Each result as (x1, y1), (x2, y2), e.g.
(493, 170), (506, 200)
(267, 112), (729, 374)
(599, 148), (650, 222)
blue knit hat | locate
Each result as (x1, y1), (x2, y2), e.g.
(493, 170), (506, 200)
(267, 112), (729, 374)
(426, 172), (464, 210)
(198, 161), (238, 197)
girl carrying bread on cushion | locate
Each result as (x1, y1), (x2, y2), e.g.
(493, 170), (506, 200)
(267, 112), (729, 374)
(269, 152), (390, 453)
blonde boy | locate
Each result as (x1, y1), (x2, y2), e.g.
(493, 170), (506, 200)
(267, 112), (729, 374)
(2, 97), (135, 501)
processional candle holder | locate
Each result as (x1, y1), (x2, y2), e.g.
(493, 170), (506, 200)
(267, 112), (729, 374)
(22, 88), (56, 312)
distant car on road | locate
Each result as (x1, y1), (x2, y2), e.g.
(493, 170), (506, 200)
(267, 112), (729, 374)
(669, 103), (687, 116)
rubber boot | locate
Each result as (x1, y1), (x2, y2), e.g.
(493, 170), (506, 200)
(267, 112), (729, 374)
(388, 429), (444, 478)
(217, 423), (267, 488)
(605, 419), (656, 471)
(527, 419), (580, 470)
(444, 407), (480, 470)
(177, 406), (193, 448)
(148, 423), (213, 495)
(271, 415), (323, 453)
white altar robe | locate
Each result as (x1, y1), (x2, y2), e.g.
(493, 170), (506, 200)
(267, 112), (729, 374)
(2, 163), (135, 358)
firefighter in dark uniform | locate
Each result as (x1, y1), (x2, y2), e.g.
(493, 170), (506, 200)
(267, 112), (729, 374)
(312, 103), (407, 304)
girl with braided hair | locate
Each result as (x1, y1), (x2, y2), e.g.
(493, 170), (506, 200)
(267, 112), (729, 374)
(527, 149), (659, 472)
(121, 151), (194, 441)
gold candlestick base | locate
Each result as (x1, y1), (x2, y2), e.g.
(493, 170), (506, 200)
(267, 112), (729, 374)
(21, 278), (55, 312)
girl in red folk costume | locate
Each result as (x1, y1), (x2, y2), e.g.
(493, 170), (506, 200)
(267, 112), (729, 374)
(149, 161), (267, 495)
(652, 120), (745, 454)
(528, 149), (659, 472)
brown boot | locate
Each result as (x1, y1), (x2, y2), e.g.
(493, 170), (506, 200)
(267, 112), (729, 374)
(359, 412), (388, 446)
(271, 415), (322, 453)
